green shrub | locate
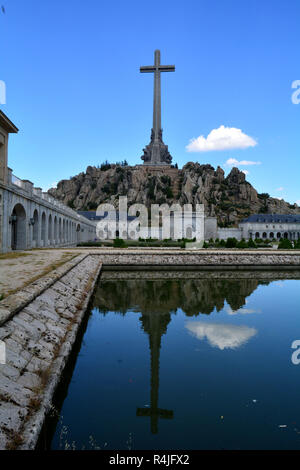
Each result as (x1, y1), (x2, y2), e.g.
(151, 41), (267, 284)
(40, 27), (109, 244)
(225, 237), (238, 248)
(236, 238), (248, 249)
(113, 238), (126, 248)
(247, 238), (256, 248)
(278, 238), (293, 249)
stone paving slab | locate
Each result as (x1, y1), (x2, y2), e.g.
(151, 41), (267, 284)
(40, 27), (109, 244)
(0, 254), (102, 450)
(0, 253), (87, 326)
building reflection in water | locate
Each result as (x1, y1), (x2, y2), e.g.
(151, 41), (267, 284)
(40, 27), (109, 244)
(93, 272), (276, 434)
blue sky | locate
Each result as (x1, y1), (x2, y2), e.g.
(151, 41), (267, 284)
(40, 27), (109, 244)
(0, 0), (299, 204)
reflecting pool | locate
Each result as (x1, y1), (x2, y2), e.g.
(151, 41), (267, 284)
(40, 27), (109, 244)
(47, 271), (300, 450)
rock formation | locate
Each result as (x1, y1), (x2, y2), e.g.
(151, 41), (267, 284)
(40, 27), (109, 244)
(48, 162), (300, 226)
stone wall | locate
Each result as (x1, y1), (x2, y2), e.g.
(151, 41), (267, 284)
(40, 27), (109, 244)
(0, 254), (102, 449)
(93, 249), (300, 267)
(217, 227), (242, 240)
(1, 170), (96, 253)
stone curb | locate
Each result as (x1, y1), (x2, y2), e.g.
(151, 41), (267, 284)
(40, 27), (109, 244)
(0, 254), (88, 327)
(18, 256), (102, 450)
(87, 251), (300, 267)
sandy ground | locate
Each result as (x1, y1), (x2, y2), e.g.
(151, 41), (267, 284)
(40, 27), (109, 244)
(0, 248), (85, 298)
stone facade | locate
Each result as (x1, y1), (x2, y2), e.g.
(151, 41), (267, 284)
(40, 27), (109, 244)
(0, 111), (96, 253)
(239, 214), (300, 241)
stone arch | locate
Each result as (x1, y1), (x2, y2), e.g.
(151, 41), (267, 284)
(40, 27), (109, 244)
(54, 216), (58, 243)
(59, 218), (62, 242)
(32, 209), (39, 243)
(48, 214), (53, 243)
(76, 224), (81, 243)
(11, 203), (26, 250)
(41, 212), (46, 245)
(262, 232), (267, 239)
(255, 232), (260, 239)
(284, 232), (288, 239)
(269, 232), (274, 239)
(277, 232), (281, 239)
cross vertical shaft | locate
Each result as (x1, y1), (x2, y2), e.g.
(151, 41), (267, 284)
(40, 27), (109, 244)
(153, 50), (161, 141)
(140, 50), (175, 165)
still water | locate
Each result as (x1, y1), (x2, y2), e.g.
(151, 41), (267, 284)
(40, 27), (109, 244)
(47, 271), (300, 450)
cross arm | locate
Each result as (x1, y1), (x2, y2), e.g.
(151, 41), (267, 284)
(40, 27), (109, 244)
(137, 408), (173, 418)
(140, 66), (156, 73)
(158, 65), (175, 72)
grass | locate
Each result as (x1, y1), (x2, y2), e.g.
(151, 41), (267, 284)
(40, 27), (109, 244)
(0, 252), (30, 260)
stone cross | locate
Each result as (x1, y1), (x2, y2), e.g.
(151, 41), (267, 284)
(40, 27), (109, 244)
(140, 50), (175, 165)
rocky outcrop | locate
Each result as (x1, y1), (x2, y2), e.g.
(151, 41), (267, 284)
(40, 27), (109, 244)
(49, 162), (300, 226)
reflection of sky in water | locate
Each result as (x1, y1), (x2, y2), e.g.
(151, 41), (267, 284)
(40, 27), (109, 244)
(49, 277), (300, 451)
(185, 321), (257, 350)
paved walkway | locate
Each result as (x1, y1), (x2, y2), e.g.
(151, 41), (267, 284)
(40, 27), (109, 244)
(0, 249), (84, 298)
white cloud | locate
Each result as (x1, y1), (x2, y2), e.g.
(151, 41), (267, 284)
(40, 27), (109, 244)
(242, 170), (249, 176)
(186, 125), (257, 152)
(185, 321), (257, 350)
(226, 306), (261, 315)
(225, 158), (261, 166)
(295, 200), (300, 206)
(276, 187), (284, 191)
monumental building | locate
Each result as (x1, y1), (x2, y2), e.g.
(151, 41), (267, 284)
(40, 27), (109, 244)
(0, 111), (96, 253)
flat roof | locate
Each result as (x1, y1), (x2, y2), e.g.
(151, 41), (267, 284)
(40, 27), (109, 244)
(0, 110), (18, 133)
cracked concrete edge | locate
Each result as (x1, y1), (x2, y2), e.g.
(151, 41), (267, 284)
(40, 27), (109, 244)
(18, 256), (103, 450)
(0, 254), (89, 327)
